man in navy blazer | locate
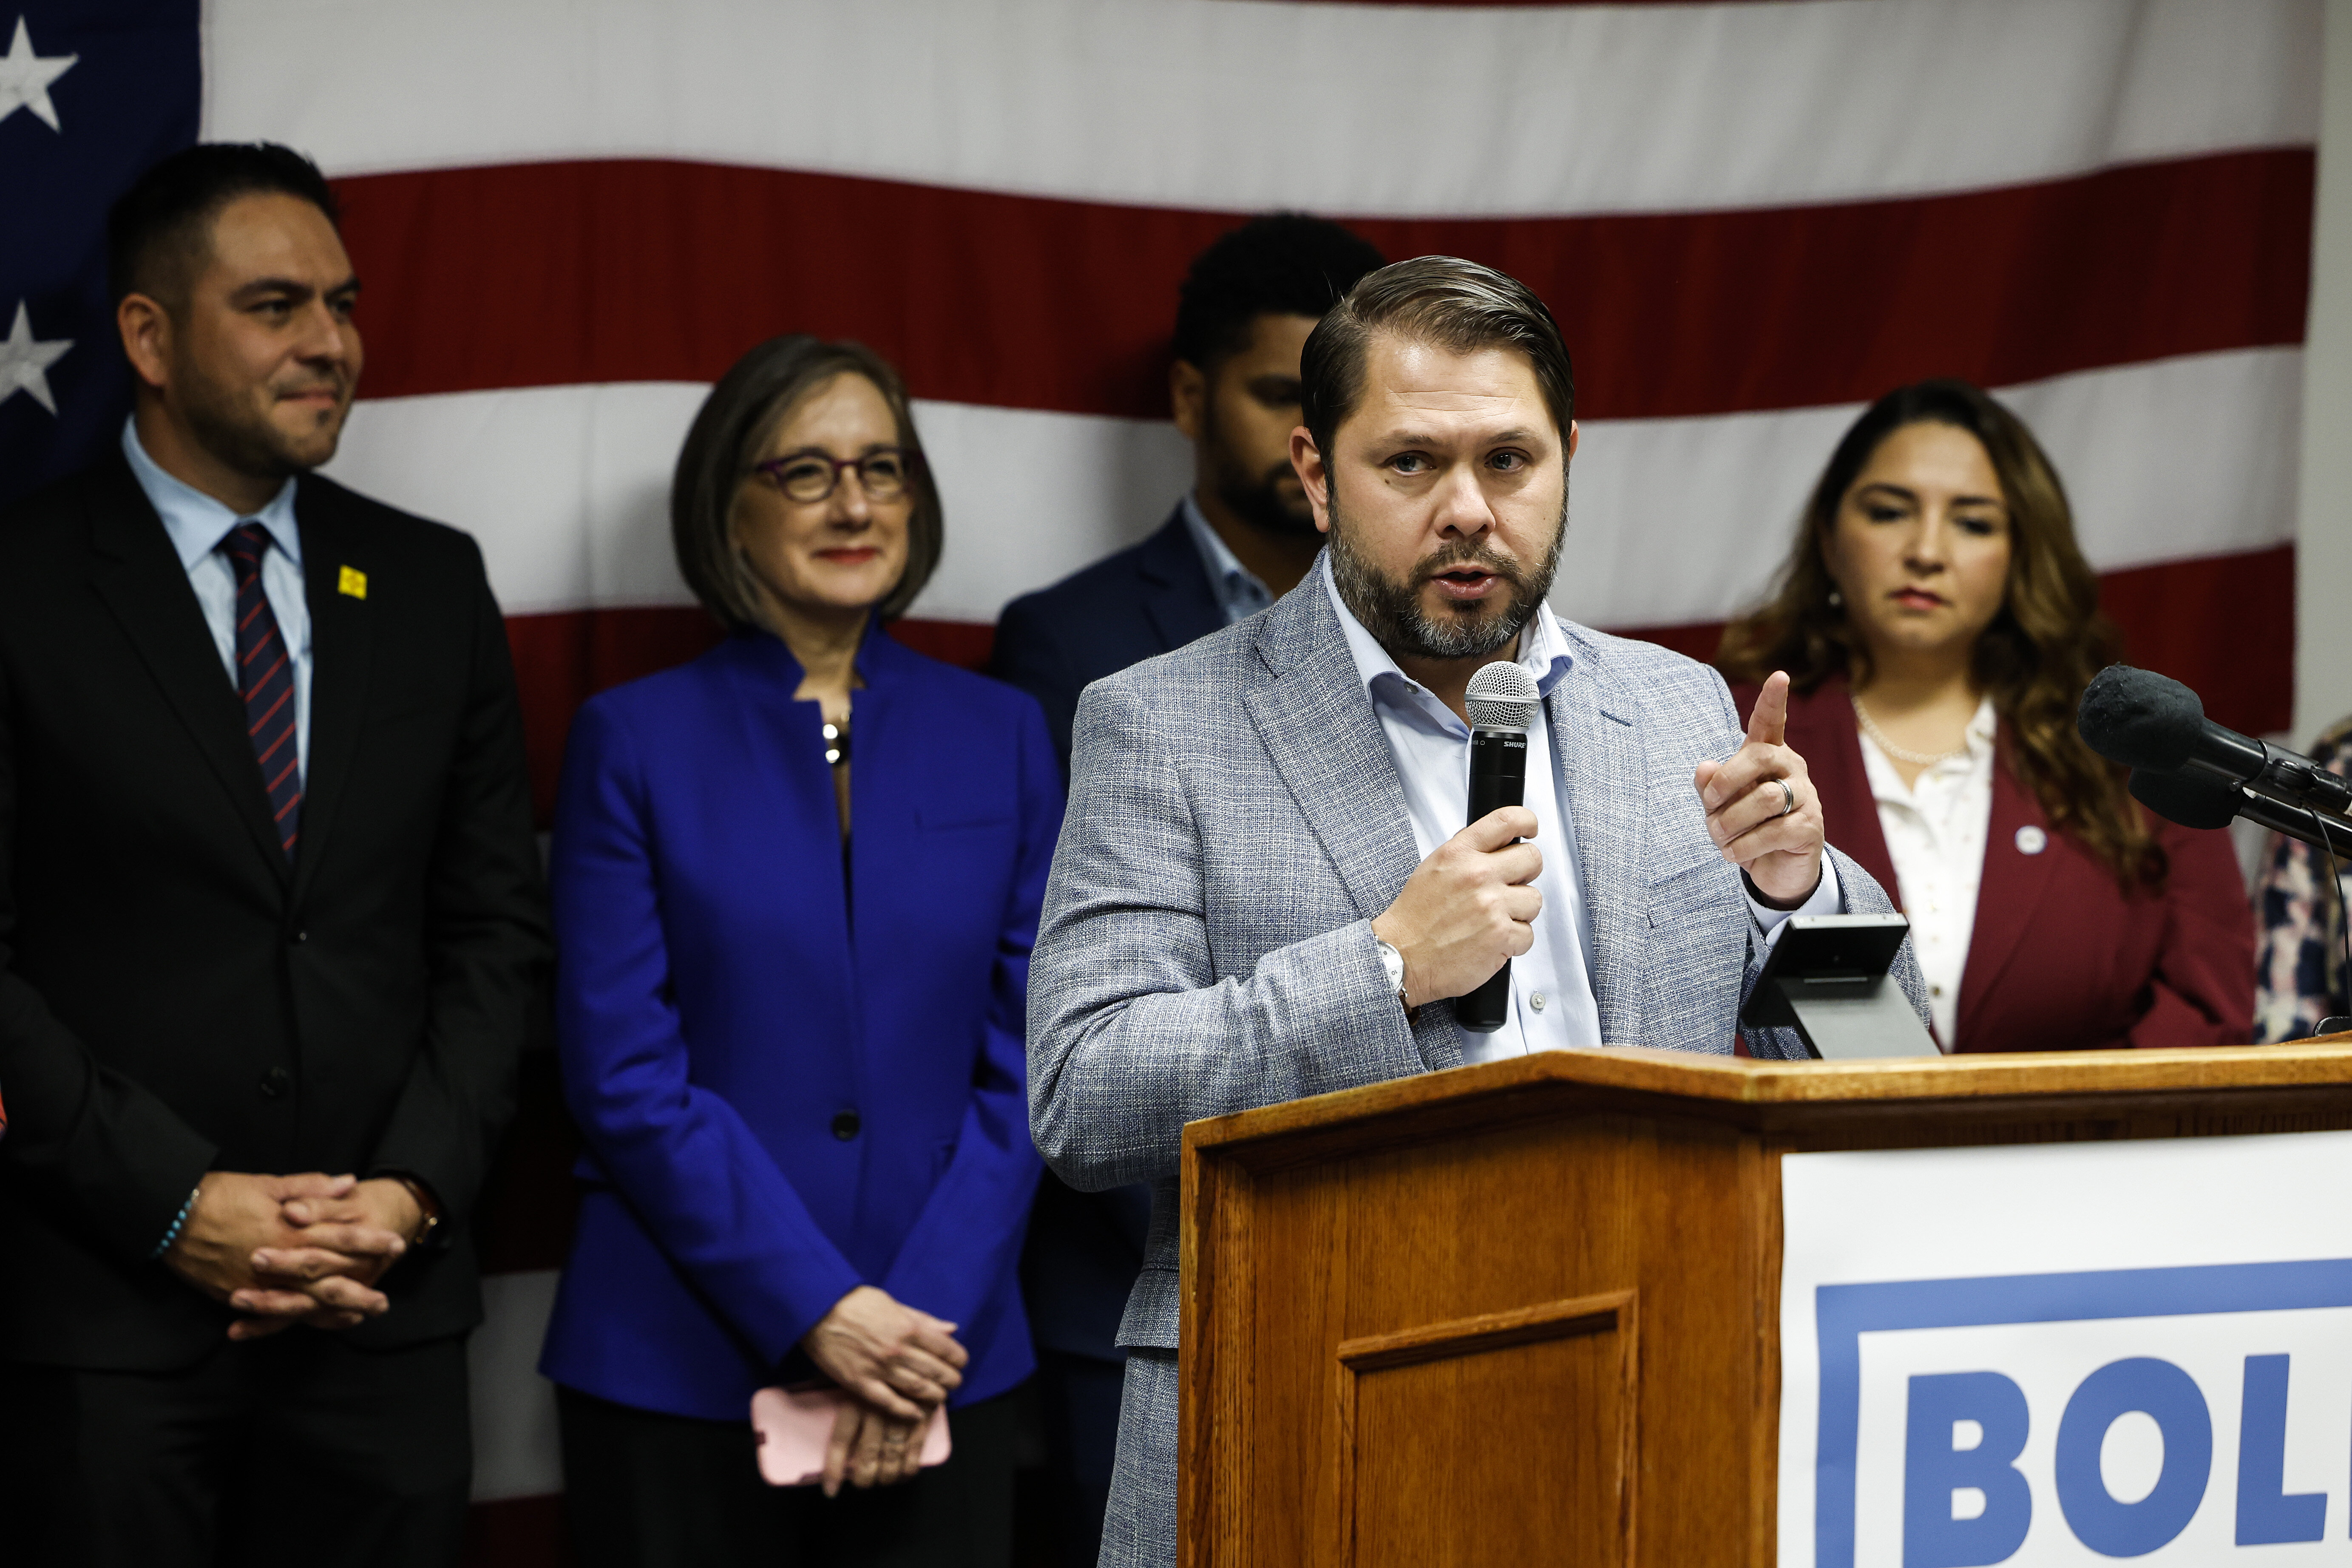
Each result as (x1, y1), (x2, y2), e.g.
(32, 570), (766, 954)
(993, 215), (1387, 770)
(988, 214), (1383, 1565)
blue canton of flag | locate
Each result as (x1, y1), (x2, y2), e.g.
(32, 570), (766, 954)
(0, 0), (195, 508)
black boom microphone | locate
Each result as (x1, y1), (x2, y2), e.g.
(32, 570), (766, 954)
(2128, 764), (2352, 1037)
(1457, 661), (1541, 1033)
(2129, 766), (2352, 857)
(2079, 666), (2352, 821)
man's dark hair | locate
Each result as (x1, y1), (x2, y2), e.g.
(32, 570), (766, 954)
(1300, 256), (1576, 459)
(1171, 214), (1386, 373)
(107, 142), (342, 309)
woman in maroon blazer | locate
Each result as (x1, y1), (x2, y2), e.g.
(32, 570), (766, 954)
(1718, 379), (2252, 1053)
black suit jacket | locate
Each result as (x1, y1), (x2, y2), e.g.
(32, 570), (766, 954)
(989, 506), (1220, 1362)
(0, 454), (550, 1371)
(987, 508), (1224, 771)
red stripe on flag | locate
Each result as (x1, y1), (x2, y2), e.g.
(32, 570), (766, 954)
(337, 150), (2309, 423)
(499, 546), (2293, 828)
(2099, 544), (2296, 738)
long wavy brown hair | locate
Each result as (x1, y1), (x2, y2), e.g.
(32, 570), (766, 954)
(1716, 379), (2163, 893)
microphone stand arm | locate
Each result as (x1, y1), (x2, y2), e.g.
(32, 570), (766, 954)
(2176, 737), (2352, 822)
(2227, 785), (2352, 857)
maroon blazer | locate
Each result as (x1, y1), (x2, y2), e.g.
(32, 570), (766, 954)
(1731, 679), (2255, 1053)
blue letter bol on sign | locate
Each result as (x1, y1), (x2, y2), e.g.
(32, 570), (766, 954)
(1904, 1372), (2033, 1567)
(2235, 1354), (2326, 1545)
(2054, 1358), (2213, 1556)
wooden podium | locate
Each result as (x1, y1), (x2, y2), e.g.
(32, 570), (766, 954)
(1177, 1041), (2352, 1567)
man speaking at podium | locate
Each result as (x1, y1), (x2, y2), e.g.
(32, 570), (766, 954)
(1027, 256), (1924, 1565)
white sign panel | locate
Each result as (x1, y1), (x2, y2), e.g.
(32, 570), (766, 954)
(1780, 1133), (2352, 1566)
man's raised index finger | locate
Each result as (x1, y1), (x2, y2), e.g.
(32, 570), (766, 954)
(1746, 670), (1791, 749)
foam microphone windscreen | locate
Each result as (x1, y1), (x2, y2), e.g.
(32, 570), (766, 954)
(2128, 767), (2241, 831)
(2078, 666), (2206, 771)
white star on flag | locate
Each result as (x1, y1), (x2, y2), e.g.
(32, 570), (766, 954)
(0, 14), (77, 131)
(0, 301), (72, 414)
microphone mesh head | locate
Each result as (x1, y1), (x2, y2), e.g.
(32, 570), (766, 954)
(1465, 661), (1541, 731)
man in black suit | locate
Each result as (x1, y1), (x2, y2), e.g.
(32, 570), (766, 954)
(988, 213), (1381, 1566)
(0, 144), (548, 1568)
(992, 214), (1386, 770)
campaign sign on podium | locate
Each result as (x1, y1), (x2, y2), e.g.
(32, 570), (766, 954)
(1781, 1132), (2352, 1567)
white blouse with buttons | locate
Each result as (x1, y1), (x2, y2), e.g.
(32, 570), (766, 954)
(1856, 696), (1999, 1051)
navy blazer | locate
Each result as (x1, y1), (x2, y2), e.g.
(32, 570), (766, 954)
(539, 625), (1061, 1421)
(990, 505), (1219, 1363)
(990, 508), (1223, 770)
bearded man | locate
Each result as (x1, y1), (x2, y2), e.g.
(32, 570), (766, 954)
(1025, 256), (1926, 1567)
(0, 143), (547, 1567)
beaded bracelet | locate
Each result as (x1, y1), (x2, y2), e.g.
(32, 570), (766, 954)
(150, 1185), (201, 1260)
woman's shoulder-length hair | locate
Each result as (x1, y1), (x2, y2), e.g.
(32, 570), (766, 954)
(670, 335), (944, 632)
(1716, 377), (2163, 892)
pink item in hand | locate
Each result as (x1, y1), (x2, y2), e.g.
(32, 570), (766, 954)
(750, 1387), (952, 1487)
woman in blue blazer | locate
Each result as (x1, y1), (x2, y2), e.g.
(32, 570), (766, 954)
(540, 337), (1061, 1568)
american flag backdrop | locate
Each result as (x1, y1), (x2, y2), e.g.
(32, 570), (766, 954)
(0, 0), (2322, 1559)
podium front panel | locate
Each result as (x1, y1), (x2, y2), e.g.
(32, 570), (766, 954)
(1188, 1101), (1762, 1567)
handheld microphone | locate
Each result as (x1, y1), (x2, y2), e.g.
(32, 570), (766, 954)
(1458, 662), (1541, 1033)
(2079, 667), (2352, 821)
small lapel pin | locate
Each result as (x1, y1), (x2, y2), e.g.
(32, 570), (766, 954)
(338, 565), (367, 600)
(2014, 825), (2048, 856)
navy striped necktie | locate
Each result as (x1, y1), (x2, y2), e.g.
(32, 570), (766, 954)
(222, 522), (302, 859)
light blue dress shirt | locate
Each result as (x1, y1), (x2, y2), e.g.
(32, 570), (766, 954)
(1321, 556), (1836, 1061)
(1179, 493), (1277, 625)
(121, 417), (312, 782)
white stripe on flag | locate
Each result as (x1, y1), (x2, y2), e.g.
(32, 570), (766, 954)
(205, 0), (2318, 216)
(324, 347), (2299, 632)
(1553, 346), (2302, 629)
(326, 387), (1195, 622)
(468, 1269), (564, 1503)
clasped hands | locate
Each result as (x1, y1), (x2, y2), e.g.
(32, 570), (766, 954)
(800, 1284), (969, 1497)
(1372, 671), (1824, 1007)
(162, 1171), (427, 1340)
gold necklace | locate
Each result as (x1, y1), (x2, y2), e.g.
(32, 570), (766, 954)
(1851, 692), (1969, 766)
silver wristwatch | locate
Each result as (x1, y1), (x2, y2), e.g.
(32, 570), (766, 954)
(1375, 937), (1409, 1010)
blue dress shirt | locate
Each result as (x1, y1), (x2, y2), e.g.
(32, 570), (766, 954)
(1321, 556), (1836, 1060)
(121, 417), (312, 782)
(1179, 493), (1276, 625)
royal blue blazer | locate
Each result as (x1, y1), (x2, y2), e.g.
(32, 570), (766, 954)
(538, 626), (1061, 1421)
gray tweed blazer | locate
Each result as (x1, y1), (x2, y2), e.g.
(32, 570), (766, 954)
(1027, 568), (1924, 1353)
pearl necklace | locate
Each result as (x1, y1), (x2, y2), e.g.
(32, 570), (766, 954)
(1850, 692), (1969, 767)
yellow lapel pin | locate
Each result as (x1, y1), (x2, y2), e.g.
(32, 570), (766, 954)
(338, 566), (367, 600)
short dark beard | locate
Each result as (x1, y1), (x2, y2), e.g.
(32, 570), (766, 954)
(1203, 399), (1319, 541)
(177, 349), (346, 480)
(1215, 454), (1318, 540)
(1326, 478), (1566, 662)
